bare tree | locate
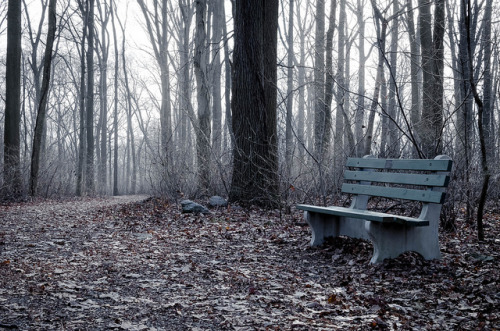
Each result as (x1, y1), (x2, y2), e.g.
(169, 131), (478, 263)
(194, 0), (211, 194)
(96, 0), (110, 194)
(313, 0), (327, 159)
(110, 0), (119, 195)
(4, 0), (23, 198)
(137, 0), (172, 155)
(30, 0), (57, 196)
(406, 0), (421, 157)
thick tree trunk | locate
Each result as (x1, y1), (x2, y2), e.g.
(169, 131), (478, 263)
(4, 0), (23, 198)
(30, 0), (57, 196)
(229, 0), (279, 207)
(419, 0), (445, 158)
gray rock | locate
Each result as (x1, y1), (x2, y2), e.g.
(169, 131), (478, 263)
(180, 200), (210, 214)
(208, 195), (228, 208)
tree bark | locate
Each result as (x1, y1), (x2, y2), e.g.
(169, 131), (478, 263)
(387, 0), (399, 157)
(419, 0), (445, 158)
(110, 0), (119, 195)
(194, 0), (211, 194)
(406, 0), (421, 157)
(355, 0), (366, 157)
(335, 0), (345, 168)
(30, 0), (57, 196)
(86, 0), (96, 193)
(211, 0), (223, 159)
(4, 0), (23, 198)
(97, 0), (110, 194)
(285, 0), (294, 175)
(314, 0), (326, 159)
(76, 1), (88, 196)
(229, 0), (279, 207)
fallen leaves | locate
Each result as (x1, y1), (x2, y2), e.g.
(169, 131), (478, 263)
(0, 196), (498, 330)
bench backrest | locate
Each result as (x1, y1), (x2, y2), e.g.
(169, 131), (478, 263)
(342, 156), (453, 204)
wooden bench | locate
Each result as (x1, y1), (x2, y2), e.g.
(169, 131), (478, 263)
(297, 155), (453, 263)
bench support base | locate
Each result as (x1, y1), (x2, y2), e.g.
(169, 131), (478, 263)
(365, 221), (441, 264)
(304, 211), (370, 245)
(304, 210), (441, 264)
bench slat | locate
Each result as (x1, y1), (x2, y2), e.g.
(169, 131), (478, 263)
(346, 158), (452, 171)
(344, 170), (450, 187)
(342, 183), (445, 203)
(296, 204), (429, 226)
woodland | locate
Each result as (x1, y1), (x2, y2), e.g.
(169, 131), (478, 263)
(0, 0), (500, 328)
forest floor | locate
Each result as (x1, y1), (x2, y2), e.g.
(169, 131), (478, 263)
(0, 196), (499, 330)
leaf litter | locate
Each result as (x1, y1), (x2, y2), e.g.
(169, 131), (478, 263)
(0, 196), (498, 330)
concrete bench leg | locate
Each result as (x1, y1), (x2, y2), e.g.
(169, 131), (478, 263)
(304, 212), (370, 246)
(365, 221), (441, 264)
(304, 211), (339, 246)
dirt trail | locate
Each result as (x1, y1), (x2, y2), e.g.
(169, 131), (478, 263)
(0, 195), (149, 220)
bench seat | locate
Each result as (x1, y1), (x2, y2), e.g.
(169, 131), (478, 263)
(296, 204), (429, 226)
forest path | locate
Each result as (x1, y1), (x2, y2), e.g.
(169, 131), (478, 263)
(0, 196), (497, 330)
(0, 195), (149, 222)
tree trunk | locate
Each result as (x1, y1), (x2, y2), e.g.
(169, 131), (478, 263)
(110, 0), (119, 196)
(121, 22), (137, 194)
(314, 0), (326, 159)
(76, 2), (88, 196)
(335, 0), (345, 169)
(137, 0), (172, 156)
(481, 0), (493, 164)
(97, 0), (110, 194)
(86, 0), (96, 194)
(178, 0), (193, 161)
(30, 0), (57, 196)
(222, 1), (233, 151)
(419, 0), (445, 158)
(229, 0), (279, 207)
(387, 0), (399, 157)
(4, 0), (22, 198)
(323, 0), (336, 148)
(355, 0), (365, 157)
(211, 0), (223, 159)
(285, 0), (294, 175)
(194, 0), (211, 194)
(406, 0), (421, 157)
(465, 0), (488, 241)
(364, 4), (386, 156)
